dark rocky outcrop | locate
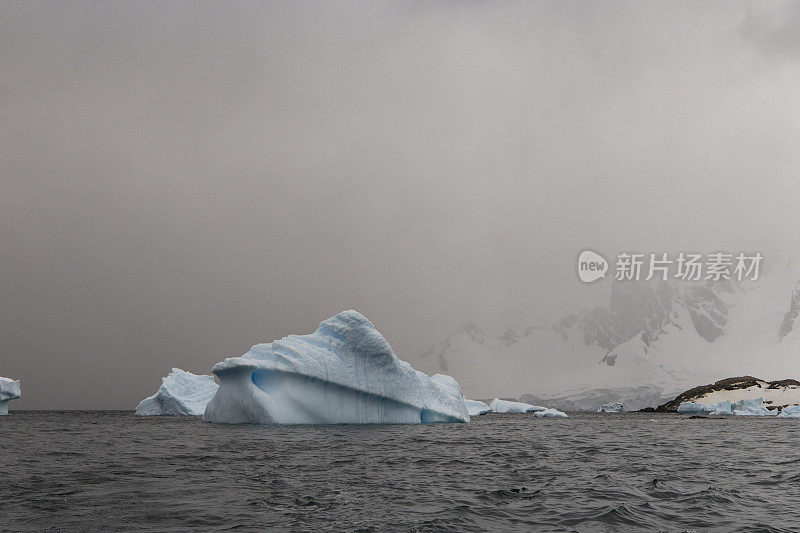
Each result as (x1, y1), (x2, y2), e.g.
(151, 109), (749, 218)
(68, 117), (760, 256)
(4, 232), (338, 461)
(767, 378), (800, 388)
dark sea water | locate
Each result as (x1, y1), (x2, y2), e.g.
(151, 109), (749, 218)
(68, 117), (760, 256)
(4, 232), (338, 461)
(2, 411), (800, 532)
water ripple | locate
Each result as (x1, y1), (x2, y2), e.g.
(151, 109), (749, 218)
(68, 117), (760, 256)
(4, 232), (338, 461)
(1, 411), (800, 531)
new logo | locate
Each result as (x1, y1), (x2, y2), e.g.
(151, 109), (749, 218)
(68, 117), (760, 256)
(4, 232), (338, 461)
(577, 250), (608, 283)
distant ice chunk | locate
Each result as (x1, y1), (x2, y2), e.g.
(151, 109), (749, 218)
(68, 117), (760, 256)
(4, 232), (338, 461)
(778, 405), (800, 418)
(677, 401), (727, 415)
(136, 368), (218, 416)
(203, 311), (469, 425)
(465, 399), (491, 416)
(489, 398), (545, 413)
(597, 402), (624, 413)
(490, 398), (539, 413)
(0, 377), (21, 415)
(677, 398), (776, 416)
(533, 407), (568, 418)
(488, 399), (567, 417)
(731, 398), (776, 416)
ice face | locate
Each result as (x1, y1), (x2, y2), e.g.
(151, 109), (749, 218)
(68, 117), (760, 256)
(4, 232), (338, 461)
(489, 398), (544, 413)
(203, 310), (469, 425)
(677, 398), (776, 416)
(778, 405), (800, 418)
(597, 402), (624, 413)
(135, 368), (219, 416)
(464, 399), (491, 416)
(0, 377), (21, 415)
(731, 398), (776, 416)
(678, 401), (729, 415)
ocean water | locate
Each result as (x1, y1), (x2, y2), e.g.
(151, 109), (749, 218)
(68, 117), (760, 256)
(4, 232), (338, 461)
(2, 411), (799, 532)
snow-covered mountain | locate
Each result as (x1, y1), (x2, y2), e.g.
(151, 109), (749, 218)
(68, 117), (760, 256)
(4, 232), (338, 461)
(418, 261), (800, 404)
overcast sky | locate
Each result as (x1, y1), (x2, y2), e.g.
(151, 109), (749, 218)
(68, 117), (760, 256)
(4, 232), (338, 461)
(2, 1), (800, 409)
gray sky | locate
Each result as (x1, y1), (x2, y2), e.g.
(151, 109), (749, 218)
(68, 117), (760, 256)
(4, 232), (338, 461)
(2, 1), (800, 409)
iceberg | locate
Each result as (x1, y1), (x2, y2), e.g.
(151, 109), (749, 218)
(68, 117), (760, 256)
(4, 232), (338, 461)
(597, 402), (624, 413)
(465, 399), (491, 416)
(731, 398), (776, 416)
(136, 368), (218, 416)
(533, 407), (568, 418)
(203, 310), (469, 425)
(677, 401), (729, 415)
(0, 377), (21, 415)
(489, 398), (544, 413)
(678, 400), (735, 415)
(487, 399), (567, 417)
(677, 398), (776, 416)
(778, 405), (800, 418)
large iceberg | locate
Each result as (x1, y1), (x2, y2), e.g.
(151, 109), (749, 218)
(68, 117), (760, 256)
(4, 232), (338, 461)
(465, 399), (492, 416)
(136, 368), (219, 416)
(203, 310), (469, 425)
(0, 377), (21, 415)
(597, 402), (624, 413)
(677, 398), (777, 416)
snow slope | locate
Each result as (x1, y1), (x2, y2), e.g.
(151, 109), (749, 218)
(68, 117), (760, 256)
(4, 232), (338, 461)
(419, 260), (800, 405)
(203, 310), (469, 425)
(521, 385), (665, 412)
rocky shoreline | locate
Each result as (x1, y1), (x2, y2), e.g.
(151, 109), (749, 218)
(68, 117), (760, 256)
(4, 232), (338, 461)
(654, 376), (800, 413)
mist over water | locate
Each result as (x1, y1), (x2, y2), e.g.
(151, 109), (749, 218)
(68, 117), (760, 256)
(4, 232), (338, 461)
(3, 411), (799, 532)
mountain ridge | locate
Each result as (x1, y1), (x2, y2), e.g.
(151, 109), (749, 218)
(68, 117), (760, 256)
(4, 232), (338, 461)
(418, 265), (800, 402)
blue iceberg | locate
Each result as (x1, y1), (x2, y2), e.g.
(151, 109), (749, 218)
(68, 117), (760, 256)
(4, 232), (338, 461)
(778, 405), (800, 418)
(677, 398), (776, 416)
(0, 377), (21, 415)
(136, 368), (218, 416)
(203, 310), (469, 425)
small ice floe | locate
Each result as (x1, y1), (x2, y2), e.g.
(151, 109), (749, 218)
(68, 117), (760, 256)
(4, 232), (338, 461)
(0, 377), (21, 415)
(597, 402), (624, 413)
(677, 398), (777, 416)
(489, 398), (567, 417)
(464, 399), (492, 416)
